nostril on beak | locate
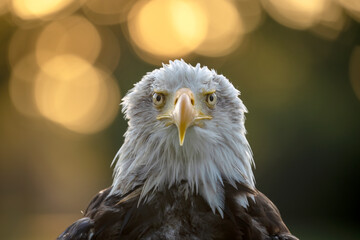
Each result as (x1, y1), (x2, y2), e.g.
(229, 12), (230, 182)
(190, 98), (194, 106)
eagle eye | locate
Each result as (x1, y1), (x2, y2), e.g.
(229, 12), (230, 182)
(206, 92), (217, 107)
(153, 93), (165, 107)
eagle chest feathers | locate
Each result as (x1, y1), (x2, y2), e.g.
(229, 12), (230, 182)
(58, 60), (298, 240)
(84, 183), (258, 240)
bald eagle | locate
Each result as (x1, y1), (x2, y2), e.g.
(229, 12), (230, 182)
(58, 60), (298, 240)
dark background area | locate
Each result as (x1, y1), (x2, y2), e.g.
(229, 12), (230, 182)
(0, 1), (359, 239)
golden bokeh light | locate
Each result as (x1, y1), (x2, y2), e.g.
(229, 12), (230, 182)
(36, 15), (102, 69)
(83, 0), (134, 25)
(349, 46), (360, 101)
(10, 0), (81, 20)
(34, 55), (100, 127)
(73, 70), (121, 133)
(337, 0), (360, 22)
(0, 0), (8, 15)
(310, 1), (347, 40)
(261, 0), (327, 30)
(195, 0), (245, 57)
(237, 0), (264, 34)
(34, 55), (120, 134)
(8, 28), (41, 68)
(39, 54), (93, 80)
(96, 27), (121, 72)
(127, 0), (208, 61)
(9, 54), (40, 117)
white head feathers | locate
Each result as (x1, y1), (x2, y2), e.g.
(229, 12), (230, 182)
(111, 60), (255, 216)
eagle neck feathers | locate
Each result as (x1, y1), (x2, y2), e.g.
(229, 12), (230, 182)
(111, 123), (255, 216)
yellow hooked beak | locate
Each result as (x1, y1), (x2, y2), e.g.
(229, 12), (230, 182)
(172, 88), (196, 146)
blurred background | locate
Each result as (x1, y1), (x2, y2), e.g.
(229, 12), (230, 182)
(0, 0), (359, 239)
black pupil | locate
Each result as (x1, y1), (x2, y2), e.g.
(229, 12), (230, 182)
(209, 94), (214, 102)
(156, 94), (162, 102)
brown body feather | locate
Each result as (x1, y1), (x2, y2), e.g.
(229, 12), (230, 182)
(58, 182), (298, 240)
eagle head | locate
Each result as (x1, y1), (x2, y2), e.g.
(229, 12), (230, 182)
(111, 60), (254, 215)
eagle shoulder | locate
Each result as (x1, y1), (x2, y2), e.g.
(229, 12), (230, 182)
(227, 184), (298, 240)
(57, 188), (112, 240)
(57, 187), (139, 240)
(57, 217), (94, 240)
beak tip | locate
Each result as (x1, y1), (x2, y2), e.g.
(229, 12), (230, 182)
(179, 136), (185, 146)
